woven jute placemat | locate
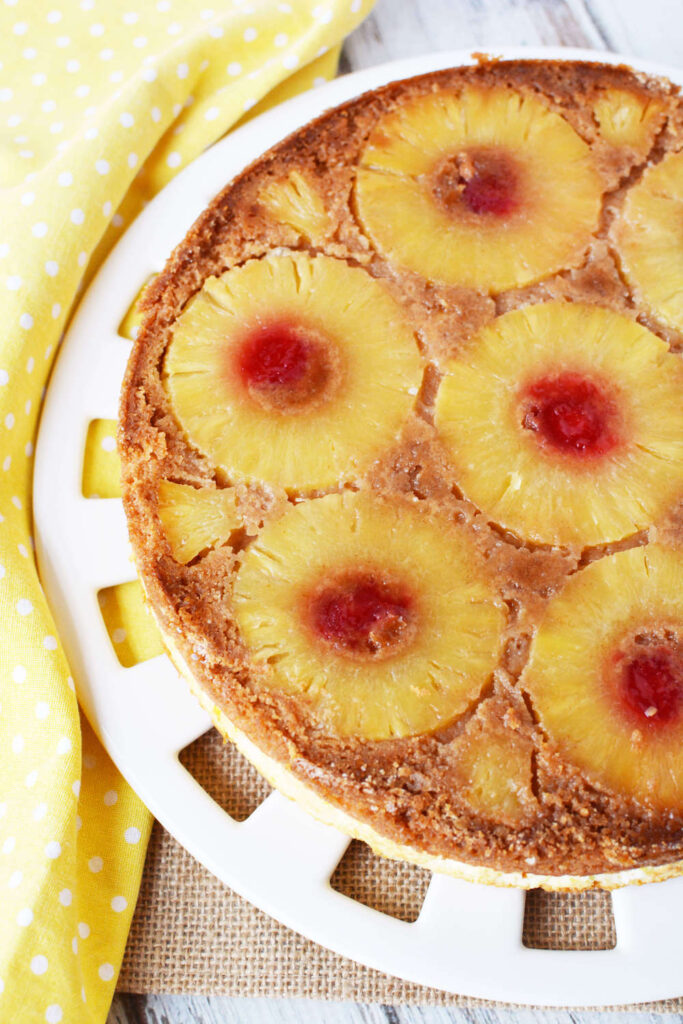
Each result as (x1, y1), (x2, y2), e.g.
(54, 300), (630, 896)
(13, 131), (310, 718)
(117, 729), (683, 1008)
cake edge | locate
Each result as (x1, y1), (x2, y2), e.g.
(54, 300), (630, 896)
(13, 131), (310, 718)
(161, 626), (683, 893)
(120, 57), (683, 889)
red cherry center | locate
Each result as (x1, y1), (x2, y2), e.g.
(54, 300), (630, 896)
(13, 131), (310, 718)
(433, 149), (519, 218)
(238, 321), (313, 390)
(310, 575), (413, 656)
(234, 320), (332, 410)
(619, 647), (683, 727)
(462, 164), (518, 216)
(522, 372), (619, 457)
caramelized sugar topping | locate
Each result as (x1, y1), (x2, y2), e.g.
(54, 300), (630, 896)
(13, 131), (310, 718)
(306, 571), (415, 658)
(521, 372), (621, 457)
(235, 320), (333, 411)
(432, 148), (520, 218)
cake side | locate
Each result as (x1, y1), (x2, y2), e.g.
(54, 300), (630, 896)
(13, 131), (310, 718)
(163, 623), (683, 891)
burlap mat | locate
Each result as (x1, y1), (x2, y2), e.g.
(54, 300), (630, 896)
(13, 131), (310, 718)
(117, 729), (683, 1008)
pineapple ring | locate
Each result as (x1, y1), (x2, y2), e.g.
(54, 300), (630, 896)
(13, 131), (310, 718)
(157, 480), (241, 564)
(451, 710), (534, 824)
(164, 252), (423, 491)
(613, 148), (683, 333)
(258, 170), (331, 244)
(434, 301), (683, 548)
(522, 544), (683, 810)
(592, 88), (664, 154)
(355, 86), (603, 293)
(233, 491), (506, 740)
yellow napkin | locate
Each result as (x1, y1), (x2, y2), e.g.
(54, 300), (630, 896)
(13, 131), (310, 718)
(0, 2), (373, 1021)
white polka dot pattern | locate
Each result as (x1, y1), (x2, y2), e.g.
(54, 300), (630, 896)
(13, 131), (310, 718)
(0, 0), (372, 1020)
(30, 955), (48, 975)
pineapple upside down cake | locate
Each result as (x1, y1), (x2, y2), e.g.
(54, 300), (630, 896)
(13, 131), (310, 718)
(120, 59), (683, 888)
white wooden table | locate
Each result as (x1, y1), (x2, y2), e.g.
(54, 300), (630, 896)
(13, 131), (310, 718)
(107, 1000), (681, 1024)
(108, 1), (683, 1020)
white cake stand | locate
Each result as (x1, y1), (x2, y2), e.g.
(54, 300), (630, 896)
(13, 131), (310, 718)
(34, 48), (683, 1006)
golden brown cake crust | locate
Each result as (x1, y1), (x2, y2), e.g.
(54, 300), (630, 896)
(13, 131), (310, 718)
(119, 58), (683, 881)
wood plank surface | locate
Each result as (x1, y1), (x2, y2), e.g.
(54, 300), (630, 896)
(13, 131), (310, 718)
(109, 1), (683, 1021)
(108, 998), (682, 1024)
